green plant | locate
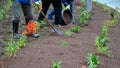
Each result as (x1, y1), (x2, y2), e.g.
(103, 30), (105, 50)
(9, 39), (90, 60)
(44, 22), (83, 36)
(103, 4), (111, 12)
(79, 10), (91, 25)
(87, 53), (100, 68)
(0, 0), (12, 20)
(61, 41), (69, 46)
(39, 20), (46, 26)
(6, 39), (19, 58)
(95, 35), (110, 54)
(110, 12), (120, 26)
(65, 29), (72, 37)
(71, 25), (81, 33)
(52, 61), (62, 68)
(16, 35), (27, 48)
(101, 25), (108, 36)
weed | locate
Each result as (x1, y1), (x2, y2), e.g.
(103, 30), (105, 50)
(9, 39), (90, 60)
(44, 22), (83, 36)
(52, 60), (62, 68)
(87, 53), (100, 68)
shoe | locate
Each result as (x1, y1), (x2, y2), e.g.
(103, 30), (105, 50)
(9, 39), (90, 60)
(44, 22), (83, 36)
(32, 33), (40, 38)
(13, 33), (20, 39)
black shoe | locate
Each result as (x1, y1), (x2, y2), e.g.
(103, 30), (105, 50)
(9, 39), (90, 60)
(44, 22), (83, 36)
(13, 33), (20, 39)
(32, 33), (40, 38)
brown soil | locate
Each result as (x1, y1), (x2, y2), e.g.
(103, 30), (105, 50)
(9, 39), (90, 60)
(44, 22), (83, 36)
(0, 1), (120, 68)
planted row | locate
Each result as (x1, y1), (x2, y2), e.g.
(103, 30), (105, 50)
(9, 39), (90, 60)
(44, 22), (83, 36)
(0, 0), (12, 21)
(5, 35), (26, 59)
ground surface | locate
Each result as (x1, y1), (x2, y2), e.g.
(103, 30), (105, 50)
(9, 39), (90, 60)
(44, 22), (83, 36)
(0, 0), (120, 68)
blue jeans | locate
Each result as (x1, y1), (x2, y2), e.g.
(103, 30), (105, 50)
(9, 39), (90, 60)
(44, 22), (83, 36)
(86, 0), (92, 12)
(47, 1), (74, 20)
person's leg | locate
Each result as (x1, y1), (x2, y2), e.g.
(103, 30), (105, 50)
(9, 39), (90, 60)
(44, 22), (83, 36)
(22, 3), (39, 38)
(37, 0), (51, 22)
(12, 0), (22, 39)
(86, 0), (92, 12)
(52, 0), (62, 25)
(21, 3), (33, 25)
(47, 7), (55, 20)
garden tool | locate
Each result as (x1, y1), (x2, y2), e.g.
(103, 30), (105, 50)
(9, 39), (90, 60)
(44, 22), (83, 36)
(40, 11), (63, 35)
(34, 2), (63, 35)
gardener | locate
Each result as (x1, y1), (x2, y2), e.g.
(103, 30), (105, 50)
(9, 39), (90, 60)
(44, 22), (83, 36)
(12, 0), (40, 39)
(37, 0), (62, 25)
(47, 0), (74, 21)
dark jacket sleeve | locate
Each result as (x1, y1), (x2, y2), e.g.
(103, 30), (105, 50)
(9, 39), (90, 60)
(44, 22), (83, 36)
(62, 0), (74, 7)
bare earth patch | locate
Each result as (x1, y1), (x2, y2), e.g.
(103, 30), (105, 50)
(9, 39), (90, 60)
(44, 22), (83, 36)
(0, 1), (120, 68)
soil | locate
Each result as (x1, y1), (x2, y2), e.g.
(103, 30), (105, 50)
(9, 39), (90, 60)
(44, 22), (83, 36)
(0, 0), (120, 68)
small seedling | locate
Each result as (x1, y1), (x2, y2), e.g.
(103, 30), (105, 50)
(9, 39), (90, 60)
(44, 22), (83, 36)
(0, 0), (12, 20)
(79, 10), (91, 25)
(110, 12), (120, 26)
(65, 29), (72, 37)
(71, 25), (81, 33)
(101, 25), (108, 36)
(6, 41), (19, 58)
(61, 41), (69, 46)
(40, 20), (46, 26)
(52, 60), (62, 68)
(95, 35), (111, 55)
(87, 53), (100, 68)
(16, 35), (27, 48)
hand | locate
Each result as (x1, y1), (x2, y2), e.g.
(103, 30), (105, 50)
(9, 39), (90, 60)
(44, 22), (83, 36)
(65, 5), (70, 10)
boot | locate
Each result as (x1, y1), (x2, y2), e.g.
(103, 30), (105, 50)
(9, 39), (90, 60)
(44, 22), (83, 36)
(12, 20), (20, 39)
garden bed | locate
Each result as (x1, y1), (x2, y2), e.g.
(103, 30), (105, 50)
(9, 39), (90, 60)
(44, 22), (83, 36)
(0, 0), (120, 68)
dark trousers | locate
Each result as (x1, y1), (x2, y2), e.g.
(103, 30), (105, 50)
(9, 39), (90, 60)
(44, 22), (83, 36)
(37, 0), (62, 25)
(12, 0), (33, 33)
